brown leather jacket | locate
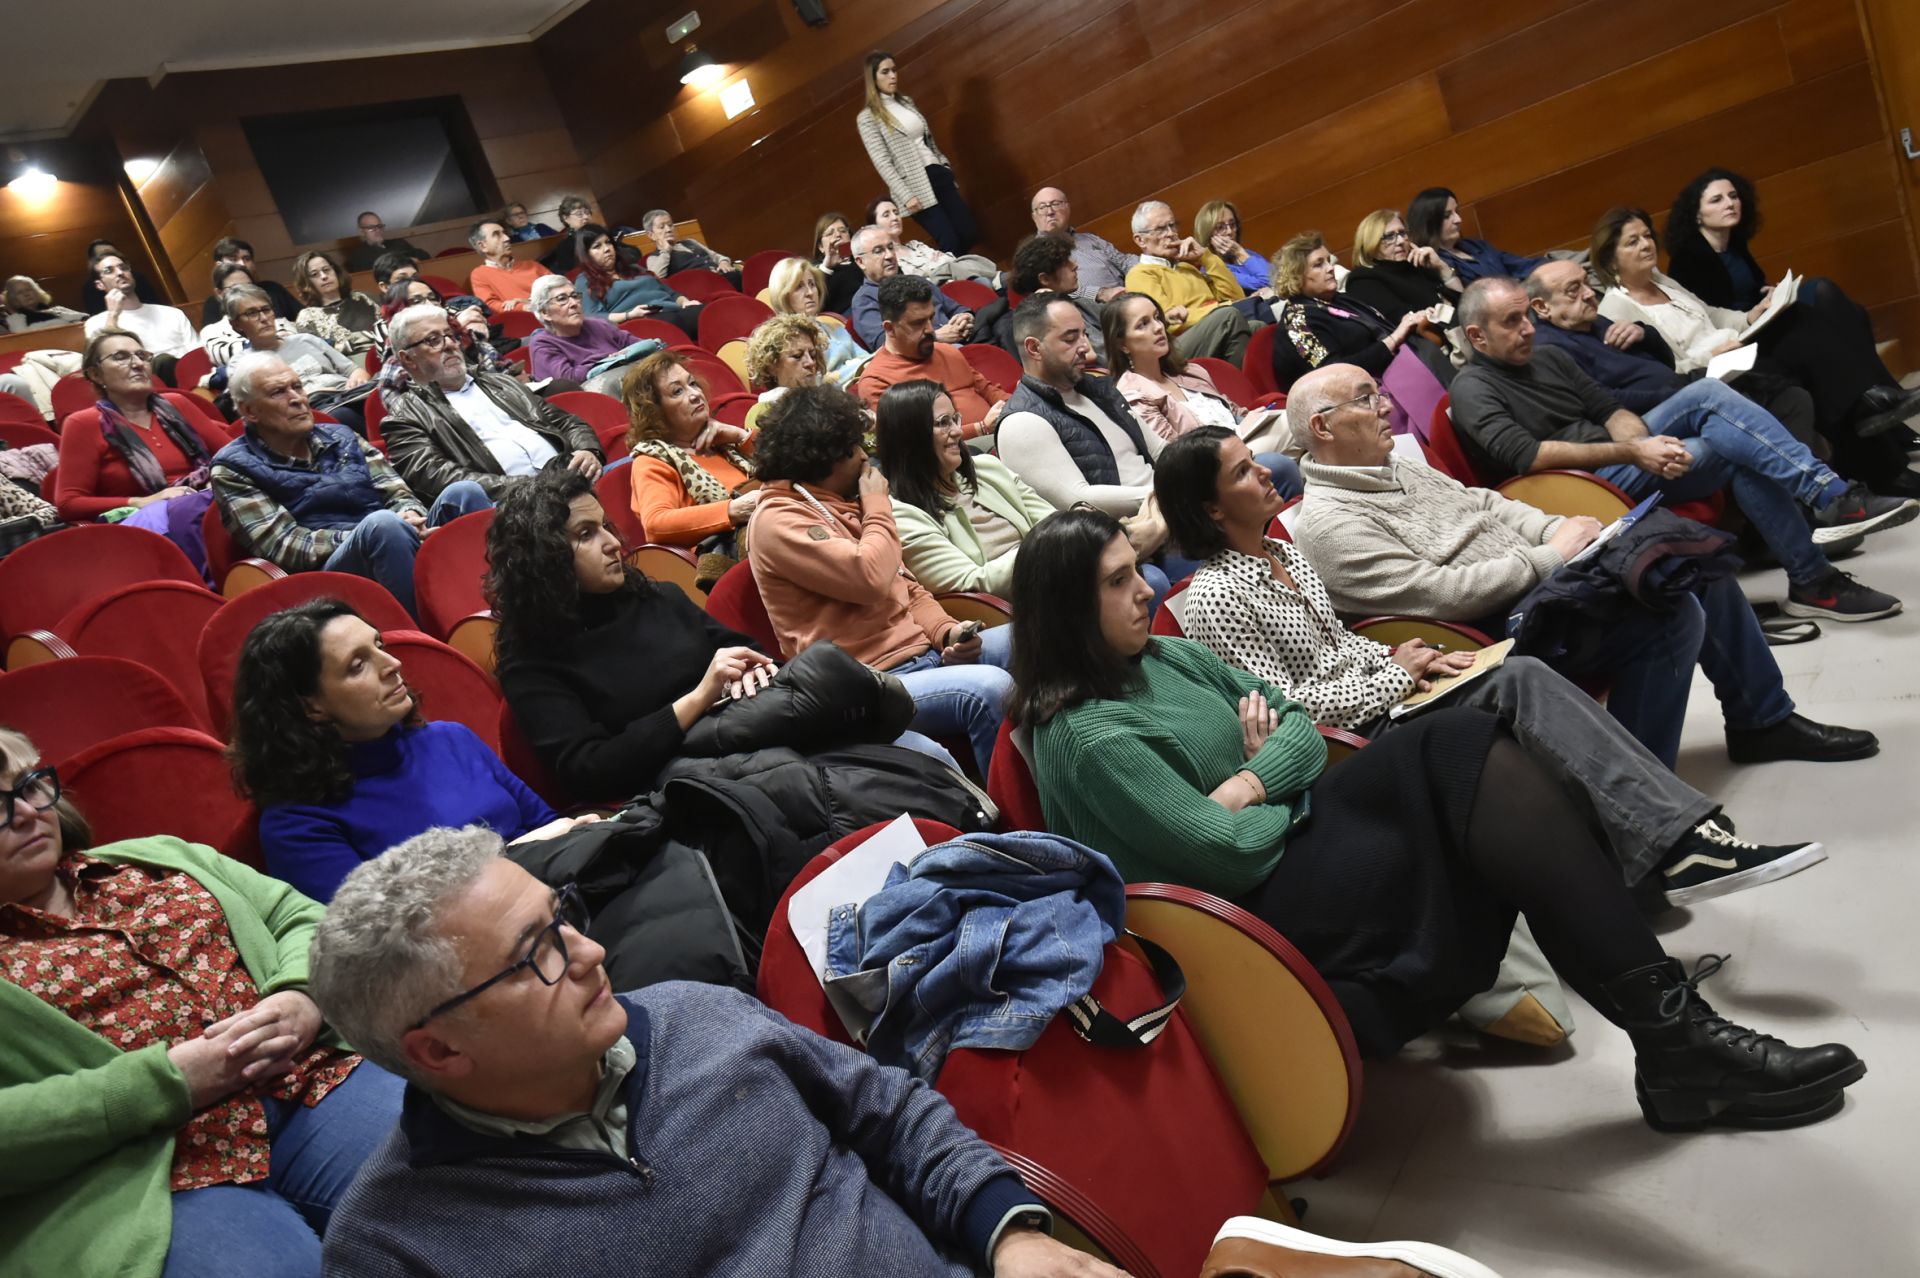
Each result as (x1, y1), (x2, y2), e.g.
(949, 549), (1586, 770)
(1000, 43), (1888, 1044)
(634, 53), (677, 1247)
(379, 369), (602, 500)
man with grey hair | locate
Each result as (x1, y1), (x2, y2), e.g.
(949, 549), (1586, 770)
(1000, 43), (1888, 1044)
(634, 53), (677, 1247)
(467, 217), (553, 313)
(224, 282), (371, 430)
(1289, 360), (1879, 770)
(309, 826), (1118, 1278)
(1123, 201), (1254, 363)
(210, 351), (491, 615)
(379, 302), (603, 501)
(639, 207), (740, 283)
(1029, 186), (1137, 305)
(849, 222), (971, 349)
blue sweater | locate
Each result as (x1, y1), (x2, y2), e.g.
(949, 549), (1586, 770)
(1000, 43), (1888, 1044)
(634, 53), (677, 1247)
(1440, 237), (1547, 287)
(1531, 316), (1685, 416)
(261, 721), (554, 901)
(321, 986), (1045, 1278)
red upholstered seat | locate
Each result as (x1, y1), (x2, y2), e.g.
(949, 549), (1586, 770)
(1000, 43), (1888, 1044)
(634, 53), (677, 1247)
(617, 317), (692, 347)
(959, 343), (1022, 394)
(696, 294), (775, 352)
(412, 509), (494, 643)
(1243, 325), (1283, 399)
(48, 580), (224, 729)
(662, 268), (739, 303)
(496, 311), (541, 339)
(1148, 577), (1193, 638)
(740, 249), (794, 298)
(1421, 395), (1491, 486)
(677, 349), (746, 398)
(162, 389), (234, 434)
(710, 392), (755, 427)
(170, 347), (214, 392)
(702, 560), (779, 654)
(50, 376), (98, 428)
(364, 389), (387, 452)
(198, 572), (414, 735)
(939, 279), (997, 311)
(0, 656), (204, 766)
(0, 390), (43, 427)
(498, 700), (572, 810)
(0, 416), (56, 450)
(986, 719), (1046, 832)
(383, 629), (503, 751)
(1191, 356), (1262, 410)
(548, 390), (632, 455)
(63, 727), (258, 864)
(0, 526), (203, 663)
(593, 459), (646, 549)
(418, 274), (462, 298)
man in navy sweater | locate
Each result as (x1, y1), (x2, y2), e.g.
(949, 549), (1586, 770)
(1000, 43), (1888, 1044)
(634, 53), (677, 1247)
(309, 825), (1119, 1278)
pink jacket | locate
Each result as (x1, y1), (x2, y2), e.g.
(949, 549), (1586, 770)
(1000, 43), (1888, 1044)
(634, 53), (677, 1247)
(1116, 366), (1240, 442)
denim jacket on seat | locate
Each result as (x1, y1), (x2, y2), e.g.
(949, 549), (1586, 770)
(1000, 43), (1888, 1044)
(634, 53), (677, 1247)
(824, 829), (1126, 1081)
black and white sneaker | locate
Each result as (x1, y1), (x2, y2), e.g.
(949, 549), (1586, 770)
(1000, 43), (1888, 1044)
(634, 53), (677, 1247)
(1660, 819), (1827, 907)
(1812, 481), (1920, 543)
(1783, 570), (1902, 622)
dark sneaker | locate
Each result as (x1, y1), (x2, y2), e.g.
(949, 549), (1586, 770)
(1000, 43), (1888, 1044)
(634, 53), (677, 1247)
(1783, 569), (1902, 621)
(1812, 481), (1920, 542)
(1660, 820), (1826, 907)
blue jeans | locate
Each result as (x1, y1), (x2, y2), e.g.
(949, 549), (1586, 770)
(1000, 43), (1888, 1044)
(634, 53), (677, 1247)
(886, 623), (1014, 775)
(324, 481), (493, 619)
(1596, 379), (1846, 587)
(163, 1062), (404, 1278)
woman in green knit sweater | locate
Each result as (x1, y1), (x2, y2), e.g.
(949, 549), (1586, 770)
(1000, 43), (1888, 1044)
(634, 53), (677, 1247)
(1007, 510), (1865, 1132)
(0, 727), (402, 1278)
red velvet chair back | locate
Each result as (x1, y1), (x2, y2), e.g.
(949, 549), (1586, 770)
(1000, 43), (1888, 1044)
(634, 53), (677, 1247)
(170, 347), (215, 392)
(197, 572), (414, 735)
(418, 274), (463, 297)
(0, 417), (57, 450)
(617, 317), (692, 347)
(959, 343), (1023, 394)
(0, 525), (202, 652)
(740, 249), (794, 298)
(1190, 357), (1258, 411)
(63, 727), (255, 860)
(695, 294), (775, 352)
(986, 719), (1047, 832)
(678, 349), (746, 398)
(548, 391), (632, 455)
(710, 392), (755, 427)
(50, 376), (97, 427)
(939, 279), (997, 311)
(1421, 395), (1490, 487)
(162, 389), (234, 434)
(364, 389), (388, 452)
(496, 311), (541, 339)
(0, 390), (43, 426)
(1149, 578), (1192, 638)
(54, 580), (223, 729)
(662, 268), (739, 303)
(703, 560), (779, 654)
(383, 629), (503, 751)
(498, 699), (571, 810)
(411, 509), (494, 642)
(593, 460), (646, 549)
(1243, 325), (1283, 398)
(0, 657), (203, 766)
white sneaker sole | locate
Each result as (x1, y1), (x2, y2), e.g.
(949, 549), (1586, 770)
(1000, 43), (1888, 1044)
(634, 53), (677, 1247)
(1212, 1216), (1506, 1278)
(1781, 597), (1903, 622)
(1663, 841), (1827, 908)
(1813, 498), (1920, 542)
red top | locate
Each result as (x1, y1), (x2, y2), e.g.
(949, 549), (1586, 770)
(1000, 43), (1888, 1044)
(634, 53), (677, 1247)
(0, 853), (359, 1191)
(54, 406), (232, 521)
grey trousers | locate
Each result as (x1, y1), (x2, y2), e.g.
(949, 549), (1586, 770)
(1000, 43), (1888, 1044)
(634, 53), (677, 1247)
(1379, 655), (1715, 884)
(1173, 303), (1254, 366)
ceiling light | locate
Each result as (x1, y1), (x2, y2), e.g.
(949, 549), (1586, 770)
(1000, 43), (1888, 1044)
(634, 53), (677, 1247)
(679, 44), (723, 88)
(7, 168), (55, 198)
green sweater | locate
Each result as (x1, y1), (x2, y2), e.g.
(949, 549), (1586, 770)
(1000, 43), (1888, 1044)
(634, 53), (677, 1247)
(1032, 638), (1328, 898)
(0, 836), (339, 1278)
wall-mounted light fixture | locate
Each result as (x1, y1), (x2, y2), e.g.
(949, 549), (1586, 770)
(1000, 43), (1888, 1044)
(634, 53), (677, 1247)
(678, 44), (724, 88)
(6, 167), (55, 198)
(123, 157), (160, 184)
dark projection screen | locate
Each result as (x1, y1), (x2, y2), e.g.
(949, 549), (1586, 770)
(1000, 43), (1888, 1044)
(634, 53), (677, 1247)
(242, 99), (496, 244)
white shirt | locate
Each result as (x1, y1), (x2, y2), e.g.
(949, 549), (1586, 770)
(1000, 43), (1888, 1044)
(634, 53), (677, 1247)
(445, 377), (558, 475)
(881, 95), (941, 168)
(996, 389), (1163, 517)
(1596, 270), (1747, 374)
(85, 303), (198, 358)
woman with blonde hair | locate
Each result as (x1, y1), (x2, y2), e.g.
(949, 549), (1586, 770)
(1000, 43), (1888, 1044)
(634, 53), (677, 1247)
(622, 349), (758, 568)
(288, 249), (379, 356)
(766, 257), (866, 385)
(854, 51), (978, 255)
(1342, 208), (1462, 327)
(1194, 200), (1273, 296)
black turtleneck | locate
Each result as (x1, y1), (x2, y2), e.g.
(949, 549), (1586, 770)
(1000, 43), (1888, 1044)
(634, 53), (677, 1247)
(497, 582), (759, 802)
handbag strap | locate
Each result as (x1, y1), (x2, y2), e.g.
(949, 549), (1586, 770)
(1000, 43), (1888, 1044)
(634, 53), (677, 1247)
(1064, 930), (1184, 1049)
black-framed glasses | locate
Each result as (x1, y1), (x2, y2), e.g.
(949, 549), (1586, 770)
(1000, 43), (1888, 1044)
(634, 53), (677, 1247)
(1379, 229), (1409, 243)
(1032, 200), (1069, 214)
(413, 883), (590, 1028)
(3, 767), (60, 828)
(404, 329), (460, 351)
(1322, 389), (1393, 417)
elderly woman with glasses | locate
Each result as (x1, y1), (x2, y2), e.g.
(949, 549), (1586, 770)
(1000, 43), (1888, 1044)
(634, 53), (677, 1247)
(0, 723), (405, 1278)
(525, 275), (658, 397)
(1342, 208), (1463, 327)
(2, 274), (83, 331)
(289, 250), (379, 357)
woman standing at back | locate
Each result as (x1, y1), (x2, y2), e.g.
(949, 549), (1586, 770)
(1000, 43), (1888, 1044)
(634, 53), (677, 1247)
(854, 52), (979, 256)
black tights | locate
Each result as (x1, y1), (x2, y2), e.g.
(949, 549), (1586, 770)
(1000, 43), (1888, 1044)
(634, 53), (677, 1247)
(1465, 737), (1665, 1020)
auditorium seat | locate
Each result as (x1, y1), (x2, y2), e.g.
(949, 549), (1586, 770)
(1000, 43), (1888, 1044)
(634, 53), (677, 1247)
(1243, 326), (1284, 400)
(31, 580), (223, 727)
(618, 317), (693, 348)
(593, 458), (646, 548)
(365, 389), (388, 452)
(382, 629), (503, 750)
(697, 295), (776, 352)
(0, 416), (58, 451)
(702, 560), (780, 654)
(170, 347), (214, 392)
(939, 279), (997, 311)
(1191, 356), (1278, 411)
(663, 268), (739, 303)
(0, 656), (205, 766)
(419, 274), (463, 298)
(0, 526), (203, 667)
(678, 349), (747, 398)
(411, 509), (497, 669)
(714, 340), (752, 390)
(496, 311), (542, 339)
(63, 726), (257, 862)
(959, 344), (1022, 394)
(740, 250), (794, 297)
(50, 376), (96, 427)
(200, 503), (288, 598)
(549, 390), (632, 455)
(710, 392), (756, 427)
(0, 390), (44, 427)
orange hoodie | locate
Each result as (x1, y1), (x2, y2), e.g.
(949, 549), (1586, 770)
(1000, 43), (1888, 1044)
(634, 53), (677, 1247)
(748, 480), (960, 666)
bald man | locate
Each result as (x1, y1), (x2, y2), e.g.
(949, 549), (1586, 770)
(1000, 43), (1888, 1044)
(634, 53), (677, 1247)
(1029, 187), (1136, 305)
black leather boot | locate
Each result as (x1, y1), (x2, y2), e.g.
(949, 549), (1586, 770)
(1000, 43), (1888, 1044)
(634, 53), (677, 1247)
(1595, 955), (1865, 1132)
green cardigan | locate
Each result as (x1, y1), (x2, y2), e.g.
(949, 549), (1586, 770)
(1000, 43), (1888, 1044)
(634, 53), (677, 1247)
(890, 455), (1057, 596)
(1032, 637), (1327, 898)
(0, 836), (340, 1278)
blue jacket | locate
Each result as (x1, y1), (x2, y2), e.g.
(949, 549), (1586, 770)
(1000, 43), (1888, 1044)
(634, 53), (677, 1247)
(1001, 372), (1149, 487)
(850, 277), (963, 349)
(211, 419), (390, 532)
(1532, 316), (1684, 416)
(826, 829), (1126, 1081)
(322, 986), (1045, 1278)
(261, 722), (554, 901)
(1441, 237), (1547, 287)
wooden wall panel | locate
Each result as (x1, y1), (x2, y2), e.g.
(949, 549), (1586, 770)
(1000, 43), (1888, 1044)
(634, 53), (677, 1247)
(0, 137), (169, 312)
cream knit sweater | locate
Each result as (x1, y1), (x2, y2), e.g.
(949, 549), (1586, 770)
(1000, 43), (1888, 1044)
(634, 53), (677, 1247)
(1293, 456), (1566, 619)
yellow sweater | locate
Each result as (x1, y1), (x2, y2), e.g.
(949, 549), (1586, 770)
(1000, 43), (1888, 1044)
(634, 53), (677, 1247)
(1125, 252), (1245, 334)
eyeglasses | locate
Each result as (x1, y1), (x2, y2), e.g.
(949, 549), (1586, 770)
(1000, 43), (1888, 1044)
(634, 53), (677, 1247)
(99, 349), (154, 367)
(1322, 389), (1393, 417)
(1379, 229), (1408, 243)
(404, 328), (460, 351)
(933, 413), (963, 433)
(1032, 200), (1069, 214)
(1143, 222), (1179, 237)
(547, 290), (580, 304)
(413, 883), (590, 1028)
(360, 222), (385, 231)
(234, 306), (275, 323)
(2, 766), (60, 828)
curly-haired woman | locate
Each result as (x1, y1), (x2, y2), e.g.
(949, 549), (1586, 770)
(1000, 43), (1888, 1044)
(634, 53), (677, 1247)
(289, 249), (379, 357)
(227, 598), (580, 903)
(622, 349), (759, 557)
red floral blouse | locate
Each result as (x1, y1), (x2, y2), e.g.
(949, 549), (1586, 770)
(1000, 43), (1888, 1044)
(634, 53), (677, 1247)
(0, 853), (359, 1191)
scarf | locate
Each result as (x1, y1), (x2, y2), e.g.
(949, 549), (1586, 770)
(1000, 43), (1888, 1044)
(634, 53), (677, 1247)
(630, 436), (755, 505)
(93, 394), (212, 495)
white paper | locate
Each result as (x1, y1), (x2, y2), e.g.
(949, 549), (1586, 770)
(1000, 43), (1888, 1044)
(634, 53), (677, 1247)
(787, 812), (928, 984)
(1705, 343), (1758, 382)
(1735, 271), (1798, 343)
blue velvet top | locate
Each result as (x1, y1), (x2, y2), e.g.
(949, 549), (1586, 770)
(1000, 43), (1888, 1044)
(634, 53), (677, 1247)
(260, 720), (555, 901)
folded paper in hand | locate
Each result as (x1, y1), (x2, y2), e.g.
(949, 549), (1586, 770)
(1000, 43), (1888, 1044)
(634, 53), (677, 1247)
(1735, 271), (1798, 343)
(1389, 638), (1514, 720)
